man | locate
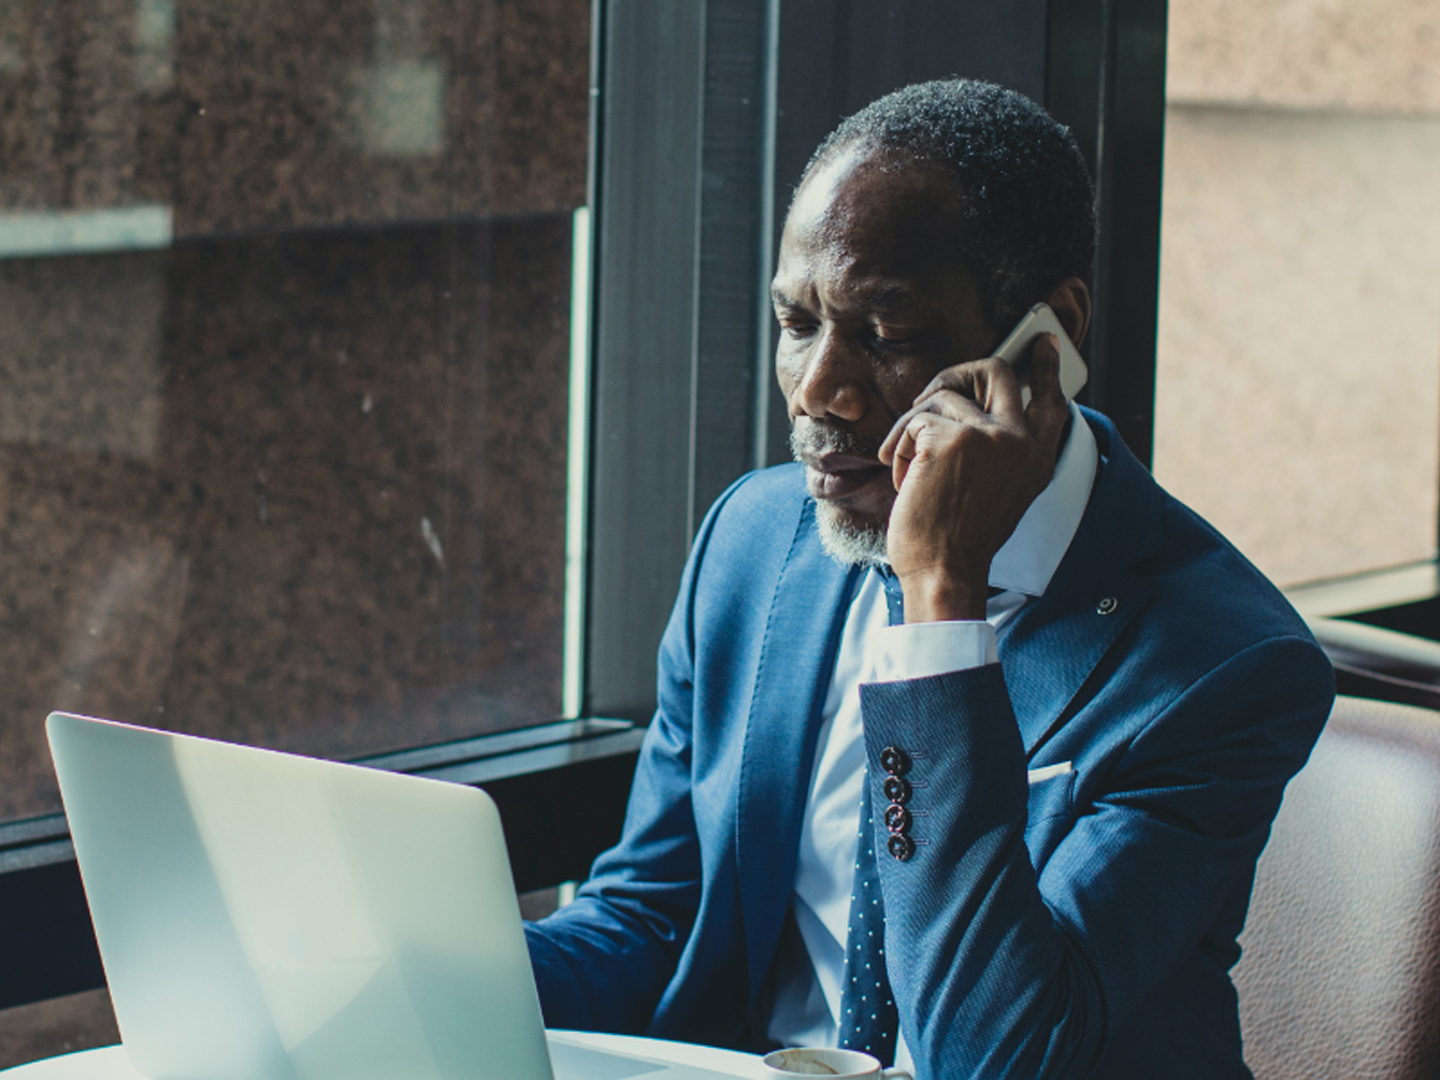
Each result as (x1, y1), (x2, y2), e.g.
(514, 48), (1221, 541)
(526, 80), (1333, 1078)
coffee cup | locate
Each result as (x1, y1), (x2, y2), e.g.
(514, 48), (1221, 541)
(760, 1047), (912, 1079)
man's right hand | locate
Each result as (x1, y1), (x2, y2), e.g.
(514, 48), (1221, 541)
(878, 334), (1068, 623)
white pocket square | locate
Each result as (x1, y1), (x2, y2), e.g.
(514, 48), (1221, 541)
(1027, 761), (1073, 785)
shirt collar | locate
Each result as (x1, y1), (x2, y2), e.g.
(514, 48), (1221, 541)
(988, 402), (1098, 597)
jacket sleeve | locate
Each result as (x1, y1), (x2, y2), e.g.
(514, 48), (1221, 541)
(523, 473), (754, 1034)
(858, 633), (1334, 1079)
(523, 695), (702, 1033)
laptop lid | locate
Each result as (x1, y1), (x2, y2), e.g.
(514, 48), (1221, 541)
(47, 712), (553, 1080)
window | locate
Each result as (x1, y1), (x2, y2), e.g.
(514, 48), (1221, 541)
(1154, 0), (1440, 595)
(0, 0), (589, 826)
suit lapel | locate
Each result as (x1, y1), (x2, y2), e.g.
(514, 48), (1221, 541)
(736, 498), (859, 999)
(999, 411), (1163, 755)
(999, 563), (1151, 754)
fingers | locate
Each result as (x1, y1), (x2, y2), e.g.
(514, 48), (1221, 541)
(884, 408), (943, 492)
(1023, 334), (1068, 454)
(1025, 333), (1063, 404)
(879, 388), (985, 465)
(881, 374), (1002, 471)
(879, 336), (1070, 469)
(913, 357), (1027, 420)
(878, 405), (912, 467)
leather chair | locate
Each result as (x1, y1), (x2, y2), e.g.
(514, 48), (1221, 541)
(1235, 695), (1440, 1078)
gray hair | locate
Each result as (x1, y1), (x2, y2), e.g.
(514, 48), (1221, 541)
(804, 79), (1097, 330)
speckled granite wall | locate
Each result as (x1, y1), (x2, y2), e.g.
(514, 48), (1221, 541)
(0, 217), (575, 820)
(0, 0), (590, 223)
(0, 0), (589, 822)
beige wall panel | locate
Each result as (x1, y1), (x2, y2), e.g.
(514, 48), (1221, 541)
(1168, 0), (1440, 114)
(1153, 105), (1440, 586)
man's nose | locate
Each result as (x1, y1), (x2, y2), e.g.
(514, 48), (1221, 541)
(788, 328), (867, 422)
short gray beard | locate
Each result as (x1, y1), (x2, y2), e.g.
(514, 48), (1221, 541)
(814, 500), (890, 569)
(790, 427), (891, 569)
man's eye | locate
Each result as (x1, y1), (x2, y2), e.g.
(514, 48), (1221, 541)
(874, 329), (919, 346)
(781, 322), (817, 340)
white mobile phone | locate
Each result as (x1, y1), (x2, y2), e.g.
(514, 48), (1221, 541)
(991, 302), (1088, 404)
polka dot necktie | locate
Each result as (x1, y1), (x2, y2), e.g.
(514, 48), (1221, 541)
(837, 777), (899, 1065)
(837, 569), (905, 1066)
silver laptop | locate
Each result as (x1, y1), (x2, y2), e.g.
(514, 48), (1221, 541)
(47, 712), (743, 1080)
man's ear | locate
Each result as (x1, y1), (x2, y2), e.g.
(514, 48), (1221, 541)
(1045, 277), (1092, 348)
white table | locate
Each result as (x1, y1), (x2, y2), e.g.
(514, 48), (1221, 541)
(0, 1030), (763, 1079)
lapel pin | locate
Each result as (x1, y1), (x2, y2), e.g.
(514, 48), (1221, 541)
(1096, 596), (1119, 615)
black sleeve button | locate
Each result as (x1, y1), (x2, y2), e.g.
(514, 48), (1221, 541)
(879, 746), (911, 776)
(883, 804), (911, 833)
(887, 833), (915, 861)
(882, 775), (911, 805)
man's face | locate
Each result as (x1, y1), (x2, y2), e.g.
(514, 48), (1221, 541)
(772, 143), (999, 564)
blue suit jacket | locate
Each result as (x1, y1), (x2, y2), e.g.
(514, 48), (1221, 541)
(526, 410), (1334, 1079)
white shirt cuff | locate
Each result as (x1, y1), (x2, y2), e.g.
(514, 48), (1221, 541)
(866, 620), (998, 683)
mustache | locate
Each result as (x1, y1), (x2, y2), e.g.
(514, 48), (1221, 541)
(789, 421), (883, 465)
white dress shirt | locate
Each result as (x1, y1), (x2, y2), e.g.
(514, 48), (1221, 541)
(767, 403), (1099, 1068)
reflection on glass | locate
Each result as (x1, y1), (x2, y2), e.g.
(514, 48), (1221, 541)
(134, 0), (175, 92)
(0, 0), (589, 822)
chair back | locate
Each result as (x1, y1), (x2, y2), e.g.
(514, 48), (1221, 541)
(1236, 695), (1440, 1079)
(1308, 617), (1440, 711)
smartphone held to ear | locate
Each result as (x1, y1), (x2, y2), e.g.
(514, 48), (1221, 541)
(991, 302), (1088, 404)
